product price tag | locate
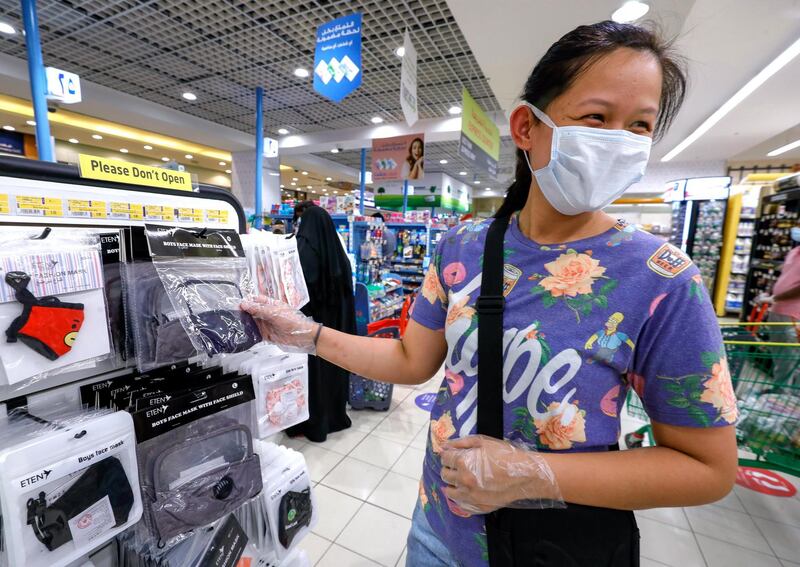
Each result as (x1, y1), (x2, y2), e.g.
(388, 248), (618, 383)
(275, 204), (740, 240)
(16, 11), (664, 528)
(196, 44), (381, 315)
(206, 209), (229, 224)
(15, 195), (63, 217)
(110, 201), (144, 221)
(68, 495), (116, 548)
(0, 194), (9, 214)
(144, 205), (168, 221)
(67, 199), (108, 219)
(177, 207), (204, 223)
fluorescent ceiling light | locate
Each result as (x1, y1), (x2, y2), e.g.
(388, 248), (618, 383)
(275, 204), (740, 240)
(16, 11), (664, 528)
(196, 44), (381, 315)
(484, 187), (492, 191)
(26, 120), (36, 126)
(92, 134), (103, 140)
(0, 22), (15, 35)
(611, 1), (649, 23)
(662, 35), (800, 162)
(68, 138), (79, 144)
(2, 125), (14, 131)
(448, 106), (462, 115)
(330, 148), (339, 153)
(439, 159), (448, 164)
(225, 169), (232, 174)
(474, 180), (480, 184)
(291, 182), (296, 186)
(269, 172), (280, 176)
(185, 154), (193, 159)
(182, 92), (197, 101)
(395, 46), (405, 57)
(301, 171), (308, 175)
(161, 157), (170, 162)
(293, 67), (309, 78)
(459, 171), (467, 176)
(143, 145), (153, 150)
(325, 176), (333, 181)
(306, 185), (312, 189)
(767, 138), (800, 157)
(278, 128), (289, 135)
(218, 161), (226, 166)
(292, 177), (299, 181)
(371, 116), (384, 124)
(119, 148), (128, 153)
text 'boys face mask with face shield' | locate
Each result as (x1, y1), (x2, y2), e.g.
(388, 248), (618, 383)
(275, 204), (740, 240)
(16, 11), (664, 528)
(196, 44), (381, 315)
(517, 101), (653, 216)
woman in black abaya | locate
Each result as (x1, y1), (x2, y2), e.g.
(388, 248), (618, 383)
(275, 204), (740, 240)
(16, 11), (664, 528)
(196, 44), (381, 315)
(287, 205), (355, 441)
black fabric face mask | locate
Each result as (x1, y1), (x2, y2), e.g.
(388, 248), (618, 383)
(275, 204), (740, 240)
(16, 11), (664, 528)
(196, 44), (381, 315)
(26, 456), (134, 551)
(189, 308), (261, 356)
(278, 488), (312, 549)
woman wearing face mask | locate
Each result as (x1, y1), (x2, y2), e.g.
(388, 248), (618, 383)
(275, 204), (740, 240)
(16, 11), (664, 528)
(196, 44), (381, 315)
(243, 21), (737, 567)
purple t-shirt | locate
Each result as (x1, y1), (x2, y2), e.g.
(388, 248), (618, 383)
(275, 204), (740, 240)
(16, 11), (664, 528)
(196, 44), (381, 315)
(410, 217), (737, 566)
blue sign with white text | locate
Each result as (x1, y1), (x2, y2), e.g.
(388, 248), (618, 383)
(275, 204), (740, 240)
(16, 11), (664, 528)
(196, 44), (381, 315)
(313, 13), (362, 103)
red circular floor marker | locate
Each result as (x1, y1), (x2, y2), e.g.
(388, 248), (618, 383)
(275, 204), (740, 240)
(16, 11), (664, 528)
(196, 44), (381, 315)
(735, 467), (797, 497)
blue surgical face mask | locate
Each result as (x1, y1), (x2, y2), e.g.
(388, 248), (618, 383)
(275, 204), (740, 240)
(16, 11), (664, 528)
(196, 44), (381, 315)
(791, 226), (800, 243)
(517, 102), (653, 216)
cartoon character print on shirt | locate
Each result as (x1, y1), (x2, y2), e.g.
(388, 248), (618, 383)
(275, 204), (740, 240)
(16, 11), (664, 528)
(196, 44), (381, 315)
(529, 249), (619, 323)
(655, 348), (737, 425)
(584, 311), (635, 365)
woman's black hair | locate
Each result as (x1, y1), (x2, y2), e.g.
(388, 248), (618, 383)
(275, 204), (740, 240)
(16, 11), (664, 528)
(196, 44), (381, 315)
(496, 20), (687, 218)
(406, 137), (424, 167)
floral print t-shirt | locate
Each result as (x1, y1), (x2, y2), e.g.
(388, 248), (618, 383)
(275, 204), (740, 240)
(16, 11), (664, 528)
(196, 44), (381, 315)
(410, 216), (737, 567)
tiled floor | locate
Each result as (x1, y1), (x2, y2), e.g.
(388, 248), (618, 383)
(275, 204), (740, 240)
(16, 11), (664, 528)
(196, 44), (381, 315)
(279, 370), (800, 566)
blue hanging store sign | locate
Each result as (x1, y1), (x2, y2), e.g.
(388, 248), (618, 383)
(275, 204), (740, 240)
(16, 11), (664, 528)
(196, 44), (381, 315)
(313, 13), (362, 103)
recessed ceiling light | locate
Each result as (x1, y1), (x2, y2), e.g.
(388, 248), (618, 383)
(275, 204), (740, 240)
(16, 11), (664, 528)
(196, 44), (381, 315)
(334, 190), (338, 194)
(662, 35), (800, 162)
(325, 176), (333, 181)
(185, 154), (194, 159)
(0, 22), (15, 35)
(611, 1), (650, 23)
(119, 148), (128, 153)
(292, 177), (299, 181)
(301, 171), (308, 175)
(484, 187), (492, 192)
(371, 116), (384, 124)
(218, 161), (226, 166)
(68, 138), (79, 144)
(143, 145), (153, 150)
(92, 134), (103, 140)
(161, 157), (170, 162)
(306, 185), (312, 189)
(280, 184), (285, 188)
(182, 92), (197, 101)
(2, 125), (15, 131)
(278, 127), (289, 135)
(767, 138), (800, 157)
(459, 171), (467, 176)
(439, 159), (448, 164)
(394, 46), (405, 57)
(330, 148), (339, 153)
(26, 120), (36, 126)
(448, 106), (462, 115)
(225, 169), (232, 174)
(291, 182), (296, 186)
(293, 67), (309, 78)
(474, 180), (480, 184)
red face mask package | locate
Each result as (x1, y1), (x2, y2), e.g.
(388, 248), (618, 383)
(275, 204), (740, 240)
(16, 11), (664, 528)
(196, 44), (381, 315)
(0, 228), (113, 388)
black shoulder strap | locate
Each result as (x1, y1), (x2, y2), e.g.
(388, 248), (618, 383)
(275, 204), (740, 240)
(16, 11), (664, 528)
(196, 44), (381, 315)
(476, 217), (510, 440)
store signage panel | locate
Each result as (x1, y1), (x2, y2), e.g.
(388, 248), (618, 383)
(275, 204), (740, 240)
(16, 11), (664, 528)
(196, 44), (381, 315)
(313, 13), (363, 103)
(263, 137), (279, 158)
(400, 30), (418, 127)
(662, 179), (686, 202)
(459, 88), (500, 177)
(684, 176), (731, 201)
(372, 133), (425, 182)
(78, 154), (194, 192)
(45, 67), (82, 104)
(0, 131), (24, 156)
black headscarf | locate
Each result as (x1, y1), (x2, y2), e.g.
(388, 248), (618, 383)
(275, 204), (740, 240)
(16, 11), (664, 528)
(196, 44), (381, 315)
(296, 205), (353, 306)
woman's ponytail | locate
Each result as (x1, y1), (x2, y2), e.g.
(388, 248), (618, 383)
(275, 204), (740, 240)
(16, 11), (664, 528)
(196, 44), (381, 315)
(495, 148), (533, 218)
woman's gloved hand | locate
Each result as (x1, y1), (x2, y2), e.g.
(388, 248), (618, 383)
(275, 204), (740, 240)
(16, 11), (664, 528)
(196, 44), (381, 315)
(241, 296), (322, 355)
(440, 435), (564, 516)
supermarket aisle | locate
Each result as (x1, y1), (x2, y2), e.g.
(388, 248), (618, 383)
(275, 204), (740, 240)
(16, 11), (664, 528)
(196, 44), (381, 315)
(283, 370), (800, 567)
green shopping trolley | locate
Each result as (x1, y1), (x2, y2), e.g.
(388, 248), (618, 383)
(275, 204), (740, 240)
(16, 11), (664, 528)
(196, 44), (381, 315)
(625, 322), (800, 477)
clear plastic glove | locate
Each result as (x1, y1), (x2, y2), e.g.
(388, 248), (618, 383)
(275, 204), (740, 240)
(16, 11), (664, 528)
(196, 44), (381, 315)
(440, 435), (564, 516)
(755, 293), (774, 305)
(241, 296), (321, 355)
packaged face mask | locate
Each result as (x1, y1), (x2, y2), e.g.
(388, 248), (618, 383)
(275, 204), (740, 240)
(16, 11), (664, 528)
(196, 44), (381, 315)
(252, 354), (309, 439)
(0, 410), (142, 567)
(242, 232), (309, 310)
